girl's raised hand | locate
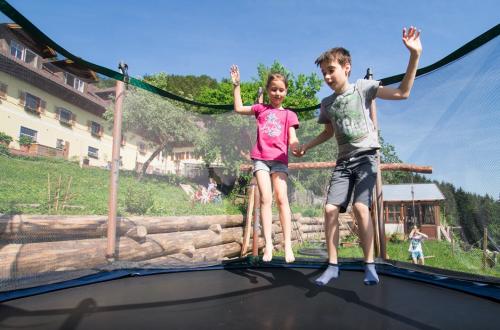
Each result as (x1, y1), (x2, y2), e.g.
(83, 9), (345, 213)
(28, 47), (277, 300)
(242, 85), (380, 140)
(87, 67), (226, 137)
(230, 64), (241, 86)
(402, 26), (422, 56)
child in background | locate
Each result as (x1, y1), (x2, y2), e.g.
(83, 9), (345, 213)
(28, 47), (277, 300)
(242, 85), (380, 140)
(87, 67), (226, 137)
(408, 225), (428, 265)
(230, 64), (299, 263)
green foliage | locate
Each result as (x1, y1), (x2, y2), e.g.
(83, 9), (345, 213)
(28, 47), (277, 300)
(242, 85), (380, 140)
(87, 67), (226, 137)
(0, 143), (10, 156)
(18, 135), (33, 146)
(125, 185), (154, 214)
(389, 232), (405, 243)
(254, 61), (322, 120)
(0, 131), (13, 145)
(104, 86), (201, 177)
(144, 72), (218, 101)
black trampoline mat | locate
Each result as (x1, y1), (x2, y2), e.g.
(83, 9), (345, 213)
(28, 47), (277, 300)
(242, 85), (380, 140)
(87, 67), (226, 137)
(1, 267), (499, 330)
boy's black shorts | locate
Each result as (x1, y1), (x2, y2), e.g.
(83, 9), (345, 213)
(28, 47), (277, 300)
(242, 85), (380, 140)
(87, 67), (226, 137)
(326, 150), (378, 213)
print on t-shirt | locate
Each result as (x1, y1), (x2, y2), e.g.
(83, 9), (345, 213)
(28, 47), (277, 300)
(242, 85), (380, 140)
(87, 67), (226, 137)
(327, 90), (369, 143)
(262, 112), (282, 137)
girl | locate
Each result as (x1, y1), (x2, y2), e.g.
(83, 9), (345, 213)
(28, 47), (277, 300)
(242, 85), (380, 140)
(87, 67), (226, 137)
(408, 225), (428, 265)
(230, 64), (299, 263)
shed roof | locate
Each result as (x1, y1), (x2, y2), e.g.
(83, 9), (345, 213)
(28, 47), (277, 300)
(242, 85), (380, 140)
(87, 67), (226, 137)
(383, 183), (445, 202)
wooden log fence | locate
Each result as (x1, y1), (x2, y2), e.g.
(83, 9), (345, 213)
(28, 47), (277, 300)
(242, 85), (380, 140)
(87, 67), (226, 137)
(0, 212), (355, 279)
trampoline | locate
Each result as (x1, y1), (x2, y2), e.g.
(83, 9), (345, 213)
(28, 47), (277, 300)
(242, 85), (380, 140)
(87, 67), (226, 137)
(0, 2), (499, 329)
(1, 260), (499, 329)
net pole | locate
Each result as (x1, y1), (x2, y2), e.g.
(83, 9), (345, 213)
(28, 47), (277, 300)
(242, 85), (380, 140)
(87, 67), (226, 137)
(106, 62), (127, 260)
(366, 68), (387, 259)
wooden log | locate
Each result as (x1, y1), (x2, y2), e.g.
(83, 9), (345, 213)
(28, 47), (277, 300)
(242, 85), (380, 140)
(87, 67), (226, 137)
(0, 214), (244, 242)
(297, 217), (324, 225)
(0, 227), (243, 278)
(302, 232), (326, 241)
(209, 224), (222, 234)
(242, 162), (432, 173)
(300, 224), (325, 233)
(125, 226), (148, 243)
(147, 242), (242, 264)
(128, 215), (244, 234)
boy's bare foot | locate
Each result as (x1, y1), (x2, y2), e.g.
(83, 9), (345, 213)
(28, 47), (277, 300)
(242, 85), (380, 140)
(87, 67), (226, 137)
(285, 247), (295, 263)
(262, 246), (273, 262)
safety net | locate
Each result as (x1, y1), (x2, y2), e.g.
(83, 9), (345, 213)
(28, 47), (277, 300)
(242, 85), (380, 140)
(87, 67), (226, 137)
(0, 0), (499, 301)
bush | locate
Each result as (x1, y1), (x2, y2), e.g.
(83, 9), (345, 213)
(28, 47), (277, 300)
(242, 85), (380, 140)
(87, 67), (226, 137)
(0, 143), (10, 156)
(0, 132), (13, 146)
(389, 232), (405, 243)
(18, 135), (33, 146)
(125, 185), (154, 215)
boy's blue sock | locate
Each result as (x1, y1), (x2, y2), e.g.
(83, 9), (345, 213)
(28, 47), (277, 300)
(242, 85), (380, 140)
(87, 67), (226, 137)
(364, 263), (379, 285)
(315, 263), (339, 286)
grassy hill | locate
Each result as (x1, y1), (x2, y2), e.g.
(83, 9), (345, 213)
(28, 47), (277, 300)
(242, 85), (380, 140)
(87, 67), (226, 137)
(0, 155), (241, 216)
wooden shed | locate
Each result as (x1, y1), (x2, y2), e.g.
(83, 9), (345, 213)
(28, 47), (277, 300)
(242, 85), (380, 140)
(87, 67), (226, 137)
(383, 183), (445, 239)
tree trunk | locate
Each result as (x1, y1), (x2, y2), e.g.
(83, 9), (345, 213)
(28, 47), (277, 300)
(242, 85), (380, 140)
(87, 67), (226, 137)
(138, 143), (166, 180)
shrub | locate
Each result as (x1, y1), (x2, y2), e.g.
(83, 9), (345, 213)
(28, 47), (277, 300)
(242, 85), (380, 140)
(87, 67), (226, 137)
(125, 185), (154, 215)
(0, 143), (10, 156)
(0, 132), (13, 146)
(18, 135), (33, 146)
(389, 232), (405, 243)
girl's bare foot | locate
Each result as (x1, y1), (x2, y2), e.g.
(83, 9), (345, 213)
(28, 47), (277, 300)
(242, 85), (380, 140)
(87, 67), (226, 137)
(262, 245), (273, 262)
(285, 247), (295, 263)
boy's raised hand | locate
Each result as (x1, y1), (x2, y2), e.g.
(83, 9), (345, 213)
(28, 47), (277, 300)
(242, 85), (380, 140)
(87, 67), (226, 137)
(230, 64), (241, 86)
(402, 26), (422, 56)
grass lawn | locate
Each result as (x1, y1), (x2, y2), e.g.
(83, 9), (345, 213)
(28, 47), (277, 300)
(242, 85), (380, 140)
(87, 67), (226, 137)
(0, 155), (241, 215)
(275, 239), (500, 278)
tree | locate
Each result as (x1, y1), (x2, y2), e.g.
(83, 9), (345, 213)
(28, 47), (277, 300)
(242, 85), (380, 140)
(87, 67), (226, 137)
(144, 73), (218, 103)
(104, 87), (200, 179)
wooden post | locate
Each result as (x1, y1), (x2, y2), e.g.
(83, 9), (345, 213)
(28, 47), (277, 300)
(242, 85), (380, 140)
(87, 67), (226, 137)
(482, 227), (488, 269)
(241, 182), (255, 256)
(106, 62), (127, 261)
(451, 230), (454, 256)
(252, 186), (261, 257)
(367, 68), (386, 259)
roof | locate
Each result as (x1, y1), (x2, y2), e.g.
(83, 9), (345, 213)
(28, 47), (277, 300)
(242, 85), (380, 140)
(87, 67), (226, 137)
(6, 23), (57, 58)
(48, 59), (99, 82)
(382, 183), (445, 202)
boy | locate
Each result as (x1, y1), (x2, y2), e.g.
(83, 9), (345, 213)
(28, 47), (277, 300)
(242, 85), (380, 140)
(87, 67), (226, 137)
(295, 26), (422, 285)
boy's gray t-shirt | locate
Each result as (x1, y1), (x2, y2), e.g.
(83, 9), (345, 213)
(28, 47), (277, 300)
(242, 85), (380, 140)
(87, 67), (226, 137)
(318, 79), (381, 160)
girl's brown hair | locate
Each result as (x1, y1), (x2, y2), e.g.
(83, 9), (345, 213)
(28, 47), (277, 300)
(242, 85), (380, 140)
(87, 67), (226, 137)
(266, 72), (288, 89)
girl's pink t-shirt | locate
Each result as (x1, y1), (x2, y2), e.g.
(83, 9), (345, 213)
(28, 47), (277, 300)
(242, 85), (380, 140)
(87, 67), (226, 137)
(250, 104), (299, 165)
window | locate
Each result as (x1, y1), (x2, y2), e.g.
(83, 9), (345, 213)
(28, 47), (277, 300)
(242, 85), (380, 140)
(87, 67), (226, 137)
(385, 204), (401, 223)
(88, 146), (99, 159)
(422, 204), (435, 225)
(10, 41), (38, 67)
(10, 40), (23, 60)
(175, 152), (186, 160)
(19, 126), (37, 142)
(89, 121), (103, 137)
(64, 73), (85, 92)
(24, 49), (37, 66)
(138, 142), (147, 154)
(0, 82), (7, 99)
(57, 107), (74, 125)
(56, 139), (65, 150)
(20, 92), (45, 114)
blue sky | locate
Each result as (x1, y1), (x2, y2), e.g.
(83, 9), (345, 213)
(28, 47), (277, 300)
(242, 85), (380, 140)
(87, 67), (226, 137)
(3, 0), (500, 197)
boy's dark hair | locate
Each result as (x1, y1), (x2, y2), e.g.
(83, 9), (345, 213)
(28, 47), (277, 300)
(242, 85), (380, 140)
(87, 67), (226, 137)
(315, 47), (352, 75)
(266, 72), (288, 89)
